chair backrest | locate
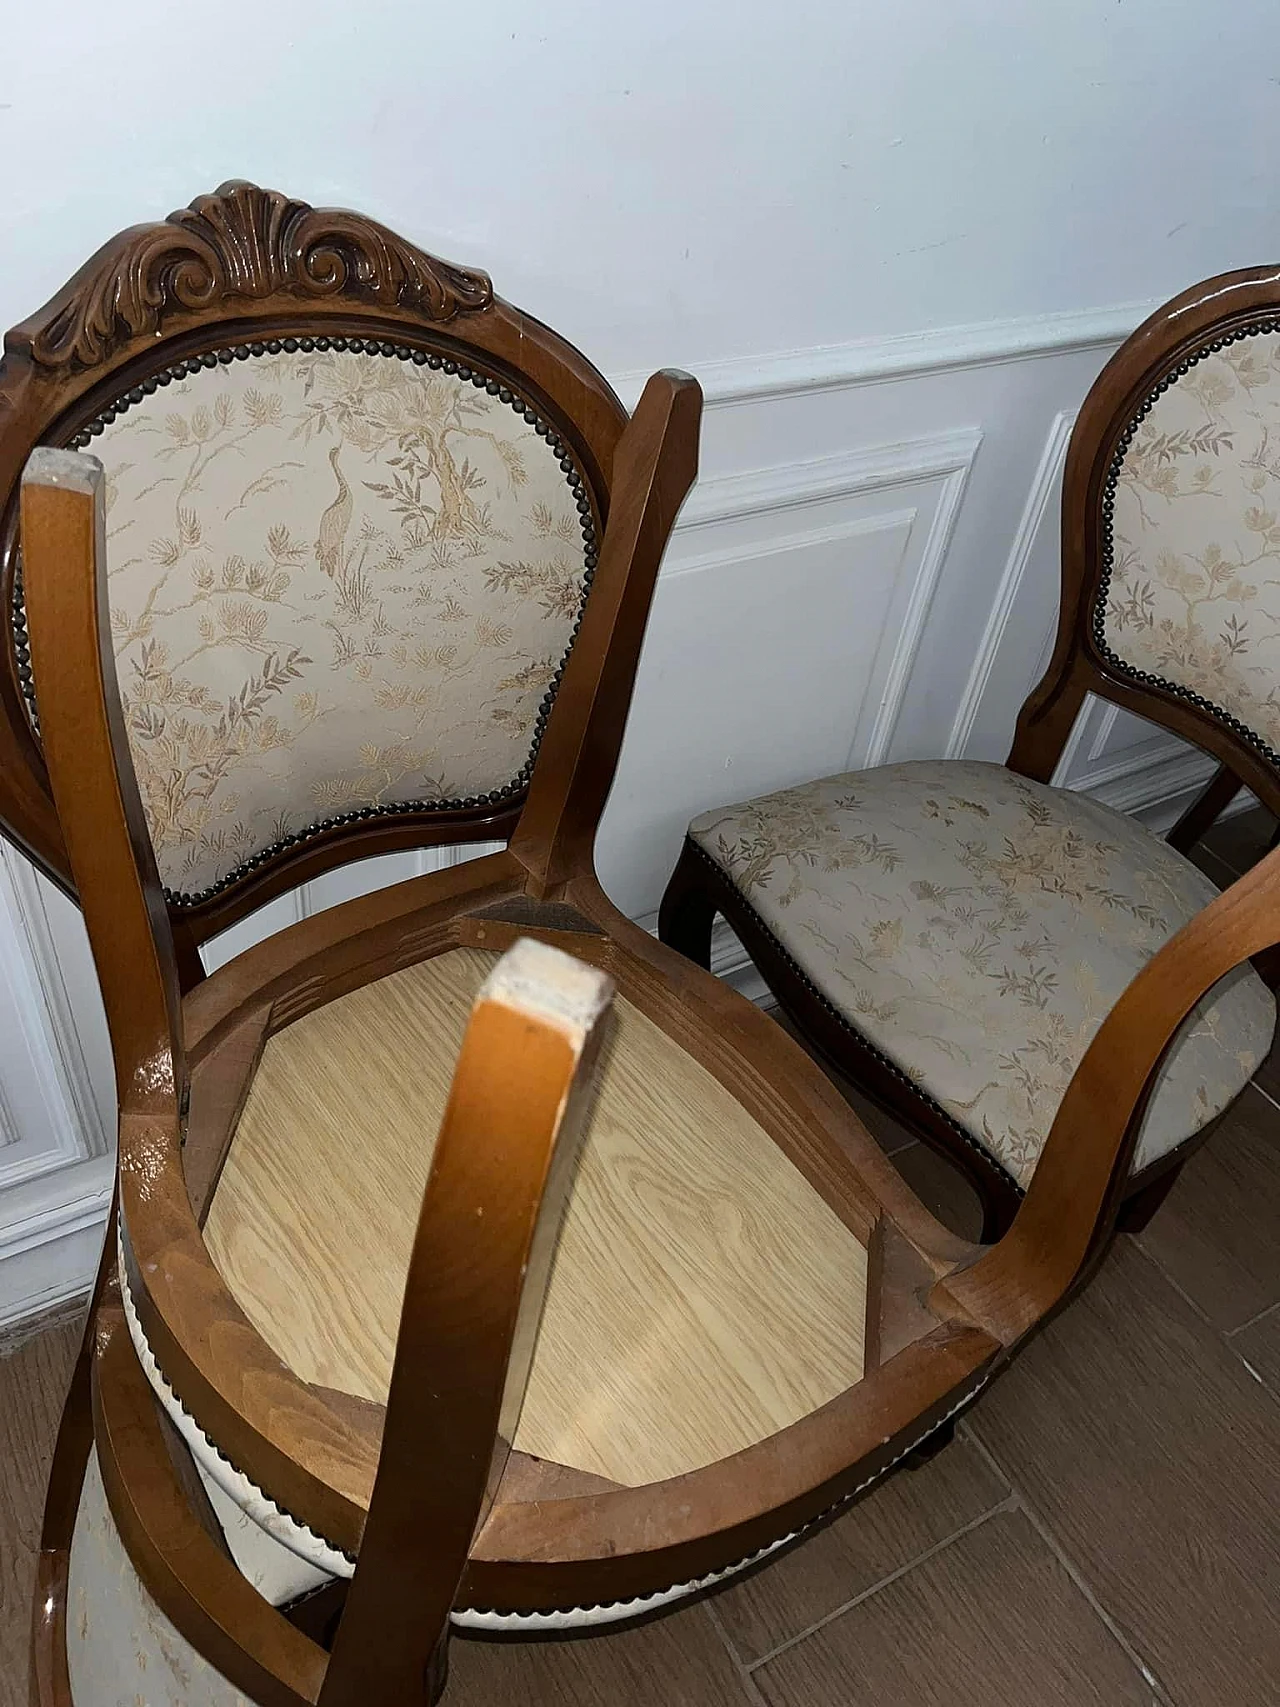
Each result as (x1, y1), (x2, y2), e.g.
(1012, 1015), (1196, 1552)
(0, 181), (633, 954)
(1009, 266), (1280, 817)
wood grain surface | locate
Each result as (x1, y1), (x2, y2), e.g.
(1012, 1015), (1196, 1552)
(968, 1235), (1280, 1706)
(752, 1510), (1152, 1706)
(0, 1322), (80, 1707)
(713, 1435), (1010, 1664)
(204, 947), (868, 1487)
(1134, 1082), (1280, 1331)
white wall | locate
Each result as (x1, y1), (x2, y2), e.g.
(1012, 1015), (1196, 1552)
(3, 0), (1278, 367)
(3, 0), (1279, 1324)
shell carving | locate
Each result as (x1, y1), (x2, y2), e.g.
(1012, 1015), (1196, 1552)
(21, 181), (493, 369)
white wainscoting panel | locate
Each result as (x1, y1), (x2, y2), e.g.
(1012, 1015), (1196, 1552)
(946, 410), (1076, 761)
(0, 845), (115, 1329)
(596, 430), (981, 918)
(1050, 697), (1217, 828)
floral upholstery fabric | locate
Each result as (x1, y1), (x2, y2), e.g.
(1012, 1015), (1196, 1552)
(690, 761), (1274, 1186)
(87, 349), (590, 898)
(68, 1449), (248, 1707)
(1107, 329), (1280, 752)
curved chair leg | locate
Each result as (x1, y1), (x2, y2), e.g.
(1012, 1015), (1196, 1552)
(1165, 762), (1241, 854)
(657, 838), (717, 970)
(659, 836), (1024, 1247)
(1115, 1159), (1183, 1236)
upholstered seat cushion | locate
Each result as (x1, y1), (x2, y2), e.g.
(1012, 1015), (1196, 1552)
(688, 760), (1275, 1187)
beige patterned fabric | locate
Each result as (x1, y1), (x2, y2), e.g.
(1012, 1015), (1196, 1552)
(87, 348), (589, 898)
(690, 761), (1274, 1186)
(1107, 328), (1280, 750)
(68, 1449), (249, 1707)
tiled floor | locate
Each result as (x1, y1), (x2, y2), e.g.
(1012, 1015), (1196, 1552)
(1, 813), (1278, 1706)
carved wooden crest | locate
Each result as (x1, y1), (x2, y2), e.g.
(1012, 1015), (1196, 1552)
(20, 181), (494, 370)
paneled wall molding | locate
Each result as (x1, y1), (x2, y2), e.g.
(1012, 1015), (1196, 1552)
(0, 1151), (112, 1333)
(1051, 703), (1221, 829)
(670, 427), (983, 772)
(1076, 746), (1219, 830)
(946, 409), (1077, 760)
(1086, 702), (1123, 765)
(2, 852), (109, 1159)
(676, 428), (984, 530)
(0, 850), (104, 1196)
(613, 299), (1156, 411)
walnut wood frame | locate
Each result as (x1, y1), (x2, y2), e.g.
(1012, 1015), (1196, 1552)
(0, 181), (631, 970)
(21, 434), (1002, 1705)
(24, 222), (1279, 1706)
(661, 267), (1280, 1241)
(26, 435), (1280, 1707)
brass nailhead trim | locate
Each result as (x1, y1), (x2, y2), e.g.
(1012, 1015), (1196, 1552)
(13, 341), (600, 908)
(1094, 316), (1280, 766)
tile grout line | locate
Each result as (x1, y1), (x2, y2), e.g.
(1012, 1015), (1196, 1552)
(1129, 1238), (1280, 1400)
(960, 1426), (1175, 1706)
(741, 1495), (1018, 1673)
(1133, 1236), (1280, 1411)
(1130, 1231), (1279, 1395)
(1235, 1353), (1275, 1392)
(1227, 1296), (1280, 1338)
(1131, 1234), (1231, 1340)
(703, 1599), (773, 1707)
(1246, 1073), (1280, 1119)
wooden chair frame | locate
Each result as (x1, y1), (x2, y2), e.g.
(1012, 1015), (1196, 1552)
(18, 202), (1278, 1707)
(0, 180), (632, 986)
(661, 267), (1280, 1242)
(20, 435), (1002, 1705)
(24, 437), (1280, 1707)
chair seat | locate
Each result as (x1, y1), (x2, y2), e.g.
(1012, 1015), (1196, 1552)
(689, 760), (1276, 1187)
(201, 945), (869, 1491)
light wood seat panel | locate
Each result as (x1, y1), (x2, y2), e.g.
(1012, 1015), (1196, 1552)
(203, 947), (868, 1488)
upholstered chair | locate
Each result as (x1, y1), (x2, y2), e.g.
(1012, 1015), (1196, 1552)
(660, 269), (1280, 1241)
(14, 189), (1275, 1707)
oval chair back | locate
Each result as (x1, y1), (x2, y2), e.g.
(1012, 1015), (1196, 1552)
(0, 182), (665, 982)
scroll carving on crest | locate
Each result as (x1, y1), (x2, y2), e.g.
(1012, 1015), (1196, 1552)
(23, 181), (494, 370)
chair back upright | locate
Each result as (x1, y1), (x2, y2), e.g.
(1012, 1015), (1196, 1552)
(0, 182), (652, 974)
(1012, 265), (1280, 818)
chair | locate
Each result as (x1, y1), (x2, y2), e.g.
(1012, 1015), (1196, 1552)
(8, 189), (1267, 1707)
(659, 268), (1280, 1241)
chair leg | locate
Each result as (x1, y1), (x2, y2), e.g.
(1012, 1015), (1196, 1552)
(1165, 763), (1241, 854)
(1116, 1161), (1182, 1236)
(425, 1632), (451, 1704)
(657, 839), (717, 971)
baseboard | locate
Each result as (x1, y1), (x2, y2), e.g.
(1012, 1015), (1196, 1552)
(1073, 743), (1261, 837)
(1077, 748), (1218, 832)
(0, 1152), (112, 1335)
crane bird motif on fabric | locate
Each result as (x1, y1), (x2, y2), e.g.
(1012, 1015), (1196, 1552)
(316, 443), (353, 578)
